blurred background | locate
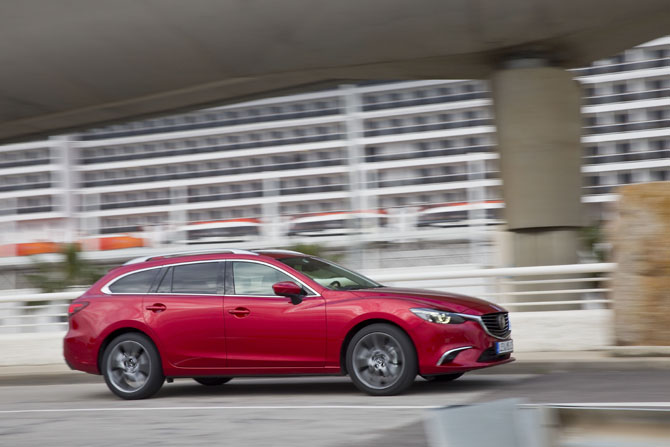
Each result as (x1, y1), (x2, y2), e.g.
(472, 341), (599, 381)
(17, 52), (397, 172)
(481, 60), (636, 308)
(2, 2), (670, 446)
(2, 38), (669, 308)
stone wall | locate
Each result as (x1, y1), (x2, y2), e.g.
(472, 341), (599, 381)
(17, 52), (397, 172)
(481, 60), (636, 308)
(610, 182), (670, 346)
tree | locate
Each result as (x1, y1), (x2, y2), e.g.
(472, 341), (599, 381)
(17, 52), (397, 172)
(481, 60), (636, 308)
(26, 244), (105, 293)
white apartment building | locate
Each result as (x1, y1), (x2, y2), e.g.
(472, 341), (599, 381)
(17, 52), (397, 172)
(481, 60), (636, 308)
(1, 37), (669, 264)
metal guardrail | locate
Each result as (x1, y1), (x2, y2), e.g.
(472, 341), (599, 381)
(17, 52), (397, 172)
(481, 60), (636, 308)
(0, 290), (82, 332)
(0, 263), (615, 333)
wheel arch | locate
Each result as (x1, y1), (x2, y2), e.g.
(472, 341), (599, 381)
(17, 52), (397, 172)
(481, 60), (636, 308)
(97, 327), (159, 373)
(339, 318), (418, 375)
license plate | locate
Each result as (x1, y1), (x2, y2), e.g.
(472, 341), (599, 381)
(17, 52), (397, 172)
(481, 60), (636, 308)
(495, 340), (514, 354)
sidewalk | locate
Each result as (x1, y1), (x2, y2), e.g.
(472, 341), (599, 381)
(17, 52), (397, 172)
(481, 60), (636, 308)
(2, 351), (670, 386)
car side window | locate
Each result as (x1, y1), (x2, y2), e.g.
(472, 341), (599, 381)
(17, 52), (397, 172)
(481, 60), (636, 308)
(156, 267), (172, 293)
(108, 269), (159, 294)
(171, 262), (219, 294)
(232, 262), (294, 296)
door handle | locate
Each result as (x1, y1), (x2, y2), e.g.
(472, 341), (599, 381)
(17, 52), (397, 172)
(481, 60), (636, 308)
(146, 303), (167, 312)
(228, 307), (251, 317)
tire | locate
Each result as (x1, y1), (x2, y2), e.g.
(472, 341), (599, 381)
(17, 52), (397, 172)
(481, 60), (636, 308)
(193, 377), (232, 386)
(101, 332), (164, 400)
(345, 323), (417, 396)
(423, 372), (464, 382)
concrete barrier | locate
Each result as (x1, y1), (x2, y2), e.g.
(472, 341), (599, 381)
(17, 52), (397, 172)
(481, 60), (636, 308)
(425, 400), (670, 447)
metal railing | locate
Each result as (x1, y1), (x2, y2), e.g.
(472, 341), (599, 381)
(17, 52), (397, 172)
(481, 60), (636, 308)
(364, 262), (615, 310)
(0, 263), (615, 333)
(0, 290), (82, 333)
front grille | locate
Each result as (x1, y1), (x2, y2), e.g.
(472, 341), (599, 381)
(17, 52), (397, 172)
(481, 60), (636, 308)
(480, 312), (511, 339)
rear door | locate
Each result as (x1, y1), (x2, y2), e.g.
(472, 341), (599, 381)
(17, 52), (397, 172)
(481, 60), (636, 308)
(142, 261), (226, 369)
(223, 260), (326, 368)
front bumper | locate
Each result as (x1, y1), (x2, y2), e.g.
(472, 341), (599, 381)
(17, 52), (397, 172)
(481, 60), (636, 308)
(414, 317), (514, 376)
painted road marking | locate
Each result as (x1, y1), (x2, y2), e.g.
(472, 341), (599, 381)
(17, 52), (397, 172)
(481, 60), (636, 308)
(0, 405), (444, 414)
(537, 402), (670, 408)
(3, 402), (669, 415)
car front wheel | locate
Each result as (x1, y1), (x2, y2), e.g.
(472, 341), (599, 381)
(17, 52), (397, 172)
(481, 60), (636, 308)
(102, 333), (164, 400)
(346, 323), (417, 396)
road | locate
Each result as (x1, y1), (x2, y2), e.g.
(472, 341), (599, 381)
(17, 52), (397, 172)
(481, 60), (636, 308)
(1, 370), (669, 447)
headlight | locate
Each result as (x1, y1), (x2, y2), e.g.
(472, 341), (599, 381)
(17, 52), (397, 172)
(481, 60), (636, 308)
(410, 308), (466, 324)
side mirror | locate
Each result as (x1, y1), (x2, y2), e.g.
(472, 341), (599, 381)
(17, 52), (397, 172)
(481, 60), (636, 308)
(272, 281), (305, 305)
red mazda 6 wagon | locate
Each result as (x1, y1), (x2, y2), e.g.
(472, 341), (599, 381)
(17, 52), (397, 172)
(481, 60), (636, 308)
(64, 249), (513, 399)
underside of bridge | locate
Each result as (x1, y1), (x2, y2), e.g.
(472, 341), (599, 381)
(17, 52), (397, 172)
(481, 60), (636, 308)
(3, 0), (670, 142)
(2, 0), (670, 266)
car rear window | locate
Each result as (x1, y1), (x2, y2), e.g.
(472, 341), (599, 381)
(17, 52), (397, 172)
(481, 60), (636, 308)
(108, 269), (159, 294)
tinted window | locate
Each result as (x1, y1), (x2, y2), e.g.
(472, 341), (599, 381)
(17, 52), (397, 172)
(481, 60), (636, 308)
(232, 262), (294, 296)
(109, 269), (159, 293)
(277, 256), (381, 290)
(171, 263), (219, 294)
(156, 267), (172, 293)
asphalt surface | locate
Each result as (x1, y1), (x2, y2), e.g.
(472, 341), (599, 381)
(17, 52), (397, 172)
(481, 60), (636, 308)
(1, 368), (670, 447)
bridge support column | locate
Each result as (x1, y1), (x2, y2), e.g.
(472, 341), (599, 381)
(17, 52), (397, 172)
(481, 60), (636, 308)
(492, 61), (583, 267)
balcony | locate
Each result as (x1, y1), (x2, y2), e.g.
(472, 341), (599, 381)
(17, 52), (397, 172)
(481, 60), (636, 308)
(583, 149), (670, 165)
(82, 159), (345, 188)
(362, 91), (490, 111)
(364, 118), (493, 138)
(584, 88), (670, 105)
(99, 199), (171, 210)
(81, 107), (342, 141)
(0, 182), (52, 192)
(573, 58), (670, 77)
(81, 133), (344, 164)
(583, 118), (670, 135)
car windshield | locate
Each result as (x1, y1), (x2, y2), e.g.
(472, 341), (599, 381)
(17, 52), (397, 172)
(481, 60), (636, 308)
(277, 256), (382, 290)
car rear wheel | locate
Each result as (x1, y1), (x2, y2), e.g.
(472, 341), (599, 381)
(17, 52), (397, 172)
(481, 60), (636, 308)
(346, 323), (417, 396)
(102, 333), (164, 400)
(423, 372), (464, 382)
(193, 377), (232, 386)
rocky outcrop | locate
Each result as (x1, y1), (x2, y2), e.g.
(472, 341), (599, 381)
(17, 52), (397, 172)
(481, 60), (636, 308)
(611, 182), (670, 346)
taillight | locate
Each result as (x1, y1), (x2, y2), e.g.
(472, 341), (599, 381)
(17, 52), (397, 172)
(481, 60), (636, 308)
(68, 301), (89, 317)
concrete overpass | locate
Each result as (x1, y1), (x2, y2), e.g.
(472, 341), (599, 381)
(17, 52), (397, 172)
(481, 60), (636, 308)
(2, 0), (670, 266)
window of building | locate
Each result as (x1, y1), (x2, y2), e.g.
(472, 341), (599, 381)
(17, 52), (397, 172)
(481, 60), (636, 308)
(649, 109), (666, 121)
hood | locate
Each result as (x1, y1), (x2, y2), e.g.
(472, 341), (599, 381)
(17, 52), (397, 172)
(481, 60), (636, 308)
(351, 287), (506, 315)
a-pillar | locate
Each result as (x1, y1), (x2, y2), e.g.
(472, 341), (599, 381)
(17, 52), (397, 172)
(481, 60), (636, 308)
(491, 60), (583, 267)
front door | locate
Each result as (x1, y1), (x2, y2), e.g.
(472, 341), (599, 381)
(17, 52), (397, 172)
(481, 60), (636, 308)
(223, 260), (326, 368)
(143, 261), (226, 369)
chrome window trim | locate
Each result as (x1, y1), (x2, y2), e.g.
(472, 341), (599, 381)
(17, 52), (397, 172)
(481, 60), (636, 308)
(455, 313), (511, 340)
(102, 260), (223, 295)
(227, 259), (320, 297)
(436, 346), (473, 366)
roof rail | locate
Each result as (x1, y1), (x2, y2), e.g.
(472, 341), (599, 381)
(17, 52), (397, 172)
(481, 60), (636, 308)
(123, 249), (258, 265)
(252, 249), (305, 256)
